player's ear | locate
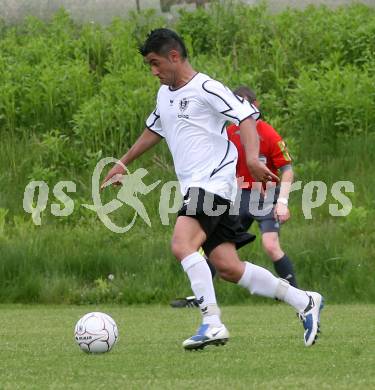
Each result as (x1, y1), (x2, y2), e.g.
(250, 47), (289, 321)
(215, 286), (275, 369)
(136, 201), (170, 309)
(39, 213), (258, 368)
(168, 49), (181, 63)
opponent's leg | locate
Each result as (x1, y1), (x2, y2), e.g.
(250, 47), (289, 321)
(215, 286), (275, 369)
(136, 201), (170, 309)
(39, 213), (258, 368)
(262, 232), (298, 287)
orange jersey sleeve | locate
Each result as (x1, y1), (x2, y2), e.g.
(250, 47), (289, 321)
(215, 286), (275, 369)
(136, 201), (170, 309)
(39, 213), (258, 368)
(257, 120), (292, 170)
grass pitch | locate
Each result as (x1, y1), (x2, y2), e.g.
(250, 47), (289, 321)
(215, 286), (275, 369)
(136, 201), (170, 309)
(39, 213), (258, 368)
(1, 304), (374, 389)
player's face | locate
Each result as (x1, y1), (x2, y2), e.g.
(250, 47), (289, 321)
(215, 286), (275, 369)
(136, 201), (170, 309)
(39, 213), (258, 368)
(144, 52), (178, 86)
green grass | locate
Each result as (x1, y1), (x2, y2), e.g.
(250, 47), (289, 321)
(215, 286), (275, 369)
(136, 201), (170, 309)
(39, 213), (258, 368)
(1, 304), (374, 389)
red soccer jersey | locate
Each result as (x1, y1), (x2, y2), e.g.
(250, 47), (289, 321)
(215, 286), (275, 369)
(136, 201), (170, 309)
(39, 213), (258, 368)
(227, 120), (292, 189)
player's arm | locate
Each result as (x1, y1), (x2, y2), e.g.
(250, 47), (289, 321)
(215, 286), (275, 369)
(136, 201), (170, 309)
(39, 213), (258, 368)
(201, 79), (277, 183)
(239, 118), (279, 183)
(274, 165), (293, 223)
(101, 128), (162, 189)
(268, 129), (293, 223)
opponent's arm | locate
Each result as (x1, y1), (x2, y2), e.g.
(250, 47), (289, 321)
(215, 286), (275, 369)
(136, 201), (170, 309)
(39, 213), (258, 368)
(239, 118), (279, 183)
(274, 165), (293, 223)
(101, 128), (162, 189)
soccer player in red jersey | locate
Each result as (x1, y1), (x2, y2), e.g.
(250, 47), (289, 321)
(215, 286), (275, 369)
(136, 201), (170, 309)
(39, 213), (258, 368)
(227, 86), (298, 288)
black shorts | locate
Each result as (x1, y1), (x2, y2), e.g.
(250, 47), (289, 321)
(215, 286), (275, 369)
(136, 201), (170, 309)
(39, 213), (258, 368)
(177, 187), (255, 256)
(238, 188), (280, 234)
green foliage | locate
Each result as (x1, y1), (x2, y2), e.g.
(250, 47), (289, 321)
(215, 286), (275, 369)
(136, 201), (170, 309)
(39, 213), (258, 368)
(286, 63), (375, 158)
(0, 2), (374, 303)
(0, 208), (8, 239)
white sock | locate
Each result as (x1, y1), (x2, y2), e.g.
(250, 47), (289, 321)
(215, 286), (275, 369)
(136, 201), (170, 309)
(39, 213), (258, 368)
(181, 252), (222, 326)
(283, 285), (310, 312)
(238, 261), (279, 298)
(238, 261), (309, 311)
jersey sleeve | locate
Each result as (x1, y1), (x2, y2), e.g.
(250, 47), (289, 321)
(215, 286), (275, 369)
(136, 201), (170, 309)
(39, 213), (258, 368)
(267, 125), (292, 168)
(145, 105), (164, 138)
(201, 79), (260, 124)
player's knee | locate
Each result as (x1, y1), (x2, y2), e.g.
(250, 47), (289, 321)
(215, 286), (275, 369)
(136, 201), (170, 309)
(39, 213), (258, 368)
(170, 238), (183, 260)
(217, 269), (234, 282)
(171, 237), (194, 261)
(216, 264), (242, 283)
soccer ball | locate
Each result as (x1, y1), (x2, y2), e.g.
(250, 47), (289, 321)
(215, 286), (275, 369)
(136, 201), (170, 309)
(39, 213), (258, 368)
(74, 312), (119, 353)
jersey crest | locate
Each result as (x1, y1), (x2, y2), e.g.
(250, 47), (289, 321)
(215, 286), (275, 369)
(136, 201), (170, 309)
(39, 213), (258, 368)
(179, 97), (189, 111)
(178, 97), (190, 118)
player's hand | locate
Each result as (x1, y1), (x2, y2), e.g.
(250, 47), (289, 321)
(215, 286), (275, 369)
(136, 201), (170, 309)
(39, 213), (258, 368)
(274, 202), (290, 224)
(100, 163), (126, 190)
(247, 160), (279, 184)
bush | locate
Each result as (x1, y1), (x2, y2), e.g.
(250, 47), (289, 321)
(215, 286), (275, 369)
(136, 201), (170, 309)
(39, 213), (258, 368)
(286, 62), (375, 158)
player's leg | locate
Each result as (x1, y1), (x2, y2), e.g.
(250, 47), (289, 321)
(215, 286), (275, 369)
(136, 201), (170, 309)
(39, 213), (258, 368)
(170, 187), (254, 309)
(261, 231), (298, 288)
(208, 242), (323, 346)
(172, 205), (228, 349)
(206, 242), (245, 282)
(171, 215), (206, 260)
(236, 187), (297, 287)
(170, 247), (216, 308)
(257, 204), (298, 287)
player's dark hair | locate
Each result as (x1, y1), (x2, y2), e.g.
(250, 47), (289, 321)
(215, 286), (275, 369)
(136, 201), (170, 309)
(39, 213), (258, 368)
(139, 28), (188, 59)
(233, 86), (257, 103)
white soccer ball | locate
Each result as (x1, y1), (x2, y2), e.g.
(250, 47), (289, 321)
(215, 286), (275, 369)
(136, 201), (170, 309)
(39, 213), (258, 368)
(74, 312), (119, 353)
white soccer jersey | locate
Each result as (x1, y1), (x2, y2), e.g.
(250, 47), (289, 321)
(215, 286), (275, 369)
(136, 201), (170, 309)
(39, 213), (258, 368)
(146, 73), (260, 200)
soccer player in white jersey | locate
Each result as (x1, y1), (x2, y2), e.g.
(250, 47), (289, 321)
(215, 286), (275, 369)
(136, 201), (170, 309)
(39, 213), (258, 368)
(102, 28), (324, 350)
